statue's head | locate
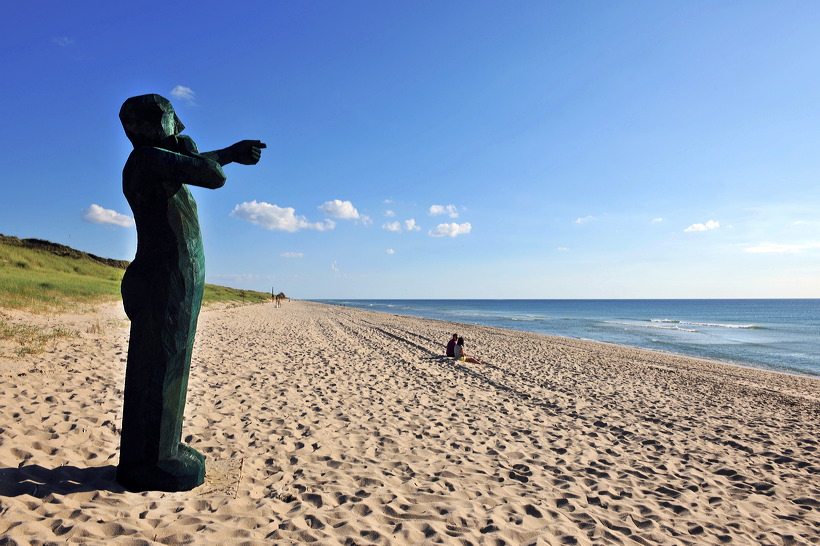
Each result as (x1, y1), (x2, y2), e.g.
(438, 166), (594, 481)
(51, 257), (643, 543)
(119, 94), (185, 147)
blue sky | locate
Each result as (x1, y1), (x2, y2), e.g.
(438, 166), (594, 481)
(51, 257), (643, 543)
(2, 1), (819, 298)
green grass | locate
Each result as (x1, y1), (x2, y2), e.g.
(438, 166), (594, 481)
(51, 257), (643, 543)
(0, 234), (271, 313)
(202, 284), (270, 305)
(0, 234), (271, 357)
(0, 235), (124, 313)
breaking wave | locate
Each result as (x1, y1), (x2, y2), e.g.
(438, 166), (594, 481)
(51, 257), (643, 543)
(650, 319), (763, 330)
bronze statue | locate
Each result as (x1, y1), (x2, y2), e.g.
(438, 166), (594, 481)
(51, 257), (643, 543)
(117, 94), (265, 491)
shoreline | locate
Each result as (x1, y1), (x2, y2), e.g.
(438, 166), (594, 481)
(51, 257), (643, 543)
(1, 300), (818, 544)
(315, 298), (820, 380)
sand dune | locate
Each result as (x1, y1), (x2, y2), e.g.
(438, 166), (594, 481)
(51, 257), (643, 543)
(1, 300), (818, 544)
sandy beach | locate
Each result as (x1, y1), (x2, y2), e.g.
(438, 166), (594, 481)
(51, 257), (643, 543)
(1, 300), (818, 545)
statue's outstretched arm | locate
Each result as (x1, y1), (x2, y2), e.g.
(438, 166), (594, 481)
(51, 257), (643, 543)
(202, 140), (267, 166)
(171, 152), (227, 189)
(132, 146), (227, 189)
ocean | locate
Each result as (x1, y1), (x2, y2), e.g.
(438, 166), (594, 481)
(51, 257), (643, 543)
(311, 299), (820, 378)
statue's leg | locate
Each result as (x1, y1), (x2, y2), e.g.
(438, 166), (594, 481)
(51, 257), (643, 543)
(117, 289), (205, 492)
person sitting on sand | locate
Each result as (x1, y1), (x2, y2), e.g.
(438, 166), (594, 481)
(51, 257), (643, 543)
(446, 333), (458, 357)
(454, 337), (482, 364)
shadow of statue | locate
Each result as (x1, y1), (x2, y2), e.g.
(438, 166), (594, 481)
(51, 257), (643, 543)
(0, 465), (125, 498)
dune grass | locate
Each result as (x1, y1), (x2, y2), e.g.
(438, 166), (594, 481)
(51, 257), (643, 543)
(202, 284), (271, 306)
(0, 234), (271, 357)
(0, 320), (77, 358)
(1, 235), (271, 313)
(0, 237), (124, 313)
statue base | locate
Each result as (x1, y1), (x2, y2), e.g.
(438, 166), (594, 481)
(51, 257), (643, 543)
(116, 444), (205, 492)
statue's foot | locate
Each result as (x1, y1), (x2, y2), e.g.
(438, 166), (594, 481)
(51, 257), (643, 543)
(177, 443), (205, 466)
(117, 444), (205, 492)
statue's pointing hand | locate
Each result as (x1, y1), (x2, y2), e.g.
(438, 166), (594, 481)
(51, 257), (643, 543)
(229, 140), (267, 165)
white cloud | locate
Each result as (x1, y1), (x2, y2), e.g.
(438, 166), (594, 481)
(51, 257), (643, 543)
(384, 218), (421, 233)
(318, 199), (360, 219)
(429, 222), (472, 238)
(280, 252), (304, 258)
(170, 85), (196, 104)
(684, 219), (720, 232)
(651, 217), (664, 223)
(82, 204), (134, 227)
(557, 247), (569, 252)
(331, 261), (339, 273)
(360, 214), (373, 226)
(53, 36), (74, 47)
(231, 201), (334, 232)
(385, 210), (395, 217)
(429, 204), (459, 218)
(745, 242), (820, 254)
(386, 249), (395, 255)
(575, 216), (595, 224)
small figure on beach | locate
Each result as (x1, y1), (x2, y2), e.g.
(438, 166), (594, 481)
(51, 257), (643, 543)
(454, 337), (482, 364)
(446, 333), (458, 357)
(117, 94), (265, 492)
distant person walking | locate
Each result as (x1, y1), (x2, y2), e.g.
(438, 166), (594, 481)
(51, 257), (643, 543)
(446, 333), (458, 357)
(454, 337), (482, 364)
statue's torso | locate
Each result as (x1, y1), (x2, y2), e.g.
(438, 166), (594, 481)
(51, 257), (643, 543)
(122, 148), (205, 278)
(121, 148), (206, 319)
